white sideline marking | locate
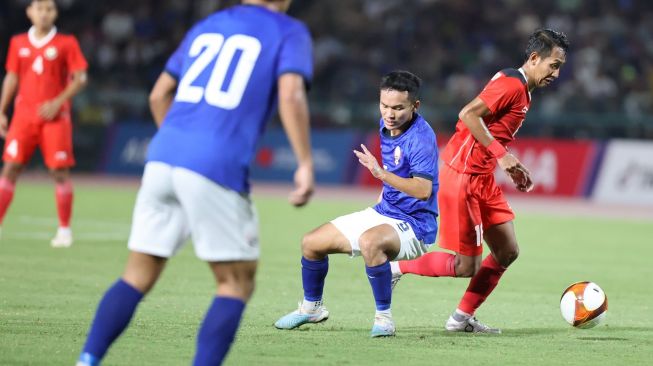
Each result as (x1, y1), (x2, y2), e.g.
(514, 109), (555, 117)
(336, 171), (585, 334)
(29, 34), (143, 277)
(17, 215), (130, 229)
(8, 231), (127, 241)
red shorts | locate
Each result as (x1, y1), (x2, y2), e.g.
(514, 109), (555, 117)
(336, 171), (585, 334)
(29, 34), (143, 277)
(438, 164), (514, 256)
(3, 115), (75, 169)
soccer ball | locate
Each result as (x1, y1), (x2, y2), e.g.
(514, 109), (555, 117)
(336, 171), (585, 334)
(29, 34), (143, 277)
(559, 281), (608, 329)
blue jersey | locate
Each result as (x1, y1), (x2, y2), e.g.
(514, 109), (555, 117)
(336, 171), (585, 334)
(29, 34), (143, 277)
(373, 114), (439, 244)
(146, 5), (313, 193)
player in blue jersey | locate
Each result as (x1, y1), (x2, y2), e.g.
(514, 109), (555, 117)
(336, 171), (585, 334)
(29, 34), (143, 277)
(274, 70), (439, 337)
(76, 1), (314, 365)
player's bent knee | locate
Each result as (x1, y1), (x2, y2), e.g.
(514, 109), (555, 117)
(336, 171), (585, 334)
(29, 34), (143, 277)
(300, 233), (318, 257)
(2, 163), (23, 180)
(498, 246), (519, 267)
(300, 230), (331, 260)
(455, 265), (476, 278)
(453, 255), (479, 277)
(357, 235), (378, 258)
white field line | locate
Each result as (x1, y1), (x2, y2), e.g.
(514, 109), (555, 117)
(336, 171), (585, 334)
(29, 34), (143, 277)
(17, 215), (131, 229)
(7, 231), (128, 241)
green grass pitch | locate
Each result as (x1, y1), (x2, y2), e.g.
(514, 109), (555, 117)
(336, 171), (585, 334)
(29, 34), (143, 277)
(1, 181), (651, 365)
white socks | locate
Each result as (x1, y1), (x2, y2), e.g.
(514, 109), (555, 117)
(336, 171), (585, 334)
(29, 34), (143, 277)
(376, 309), (392, 319)
(301, 299), (322, 313)
(452, 308), (472, 321)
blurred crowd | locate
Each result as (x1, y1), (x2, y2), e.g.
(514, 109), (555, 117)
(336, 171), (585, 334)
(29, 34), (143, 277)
(1, 0), (653, 138)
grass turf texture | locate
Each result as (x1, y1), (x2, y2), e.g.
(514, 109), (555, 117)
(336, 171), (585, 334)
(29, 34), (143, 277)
(0, 181), (651, 365)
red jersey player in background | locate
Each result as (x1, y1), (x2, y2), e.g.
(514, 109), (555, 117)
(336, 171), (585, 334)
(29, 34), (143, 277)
(0, 0), (87, 247)
(390, 29), (569, 333)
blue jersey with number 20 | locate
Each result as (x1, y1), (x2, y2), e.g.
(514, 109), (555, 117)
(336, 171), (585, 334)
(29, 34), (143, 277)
(146, 5), (313, 193)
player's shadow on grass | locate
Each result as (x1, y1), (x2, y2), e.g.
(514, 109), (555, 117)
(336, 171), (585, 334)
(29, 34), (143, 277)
(397, 326), (650, 339)
(397, 326), (568, 338)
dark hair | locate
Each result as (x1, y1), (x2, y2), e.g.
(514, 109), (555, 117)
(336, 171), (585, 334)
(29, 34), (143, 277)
(380, 70), (422, 102)
(524, 28), (570, 60)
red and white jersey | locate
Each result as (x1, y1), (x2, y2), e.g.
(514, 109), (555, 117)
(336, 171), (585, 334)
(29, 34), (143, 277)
(441, 68), (531, 174)
(5, 26), (87, 121)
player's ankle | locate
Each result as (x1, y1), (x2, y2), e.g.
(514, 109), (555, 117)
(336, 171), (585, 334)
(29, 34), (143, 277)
(375, 309), (392, 319)
(453, 308), (472, 321)
(301, 299), (322, 313)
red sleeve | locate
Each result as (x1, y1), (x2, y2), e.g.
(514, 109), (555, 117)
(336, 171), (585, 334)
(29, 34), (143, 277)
(477, 74), (522, 114)
(66, 36), (88, 73)
(5, 37), (19, 73)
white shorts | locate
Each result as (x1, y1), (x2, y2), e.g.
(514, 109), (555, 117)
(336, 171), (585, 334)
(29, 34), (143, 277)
(330, 207), (429, 261)
(128, 162), (259, 262)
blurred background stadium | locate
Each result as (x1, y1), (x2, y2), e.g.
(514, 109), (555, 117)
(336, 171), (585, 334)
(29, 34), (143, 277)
(1, 0), (653, 202)
(1, 2), (652, 365)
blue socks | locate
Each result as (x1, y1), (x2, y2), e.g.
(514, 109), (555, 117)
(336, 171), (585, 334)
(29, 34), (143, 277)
(79, 281), (246, 366)
(193, 296), (246, 366)
(366, 261), (392, 311)
(301, 256), (328, 301)
(80, 279), (143, 363)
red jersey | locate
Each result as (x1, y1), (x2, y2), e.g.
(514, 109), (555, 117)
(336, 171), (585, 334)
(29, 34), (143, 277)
(5, 27), (87, 122)
(441, 68), (531, 174)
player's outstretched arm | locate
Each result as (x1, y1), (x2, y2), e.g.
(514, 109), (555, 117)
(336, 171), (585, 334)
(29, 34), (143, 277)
(354, 144), (432, 201)
(459, 97), (533, 192)
(39, 71), (87, 120)
(149, 72), (178, 127)
(278, 73), (314, 207)
(0, 72), (18, 137)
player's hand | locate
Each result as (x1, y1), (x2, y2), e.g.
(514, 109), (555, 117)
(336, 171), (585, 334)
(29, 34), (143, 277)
(498, 153), (534, 192)
(38, 99), (63, 120)
(354, 144), (385, 180)
(0, 114), (8, 138)
(288, 163), (314, 207)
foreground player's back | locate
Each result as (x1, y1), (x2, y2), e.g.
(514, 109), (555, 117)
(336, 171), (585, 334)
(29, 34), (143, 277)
(147, 4), (313, 192)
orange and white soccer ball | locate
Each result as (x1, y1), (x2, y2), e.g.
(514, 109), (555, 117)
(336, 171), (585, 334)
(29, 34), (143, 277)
(560, 281), (608, 328)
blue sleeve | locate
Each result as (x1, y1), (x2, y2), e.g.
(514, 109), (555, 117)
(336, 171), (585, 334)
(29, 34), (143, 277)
(277, 21), (313, 85)
(164, 45), (185, 80)
(408, 133), (438, 181)
(164, 27), (197, 80)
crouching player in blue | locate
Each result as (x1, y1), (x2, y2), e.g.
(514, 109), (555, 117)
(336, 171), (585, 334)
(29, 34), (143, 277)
(275, 70), (439, 337)
(76, 1), (314, 365)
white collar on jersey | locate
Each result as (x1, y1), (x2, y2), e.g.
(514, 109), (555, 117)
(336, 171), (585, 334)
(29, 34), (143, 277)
(518, 67), (532, 98)
(28, 26), (57, 49)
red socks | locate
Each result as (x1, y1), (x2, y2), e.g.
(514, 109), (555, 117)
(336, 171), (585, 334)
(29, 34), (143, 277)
(0, 178), (15, 225)
(0, 178), (73, 228)
(457, 254), (506, 315)
(398, 252), (456, 277)
(55, 181), (73, 228)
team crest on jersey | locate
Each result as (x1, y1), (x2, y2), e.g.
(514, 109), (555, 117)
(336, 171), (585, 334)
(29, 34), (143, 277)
(44, 46), (58, 60)
(19, 48), (31, 57)
(394, 146), (402, 165)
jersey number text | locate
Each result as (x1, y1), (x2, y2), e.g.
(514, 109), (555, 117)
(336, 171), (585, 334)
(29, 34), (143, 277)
(176, 33), (261, 109)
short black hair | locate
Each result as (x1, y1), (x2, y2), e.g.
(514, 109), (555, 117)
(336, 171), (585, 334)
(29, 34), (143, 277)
(524, 28), (570, 60)
(380, 70), (421, 102)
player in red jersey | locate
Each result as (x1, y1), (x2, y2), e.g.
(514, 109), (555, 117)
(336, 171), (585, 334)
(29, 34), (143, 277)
(0, 0), (87, 247)
(390, 29), (569, 333)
